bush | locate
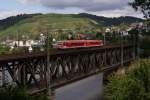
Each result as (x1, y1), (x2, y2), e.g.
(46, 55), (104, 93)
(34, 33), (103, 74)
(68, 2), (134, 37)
(105, 59), (150, 100)
(0, 86), (49, 100)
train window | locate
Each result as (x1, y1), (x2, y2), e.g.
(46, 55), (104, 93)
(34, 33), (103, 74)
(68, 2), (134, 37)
(88, 42), (100, 45)
(69, 41), (85, 47)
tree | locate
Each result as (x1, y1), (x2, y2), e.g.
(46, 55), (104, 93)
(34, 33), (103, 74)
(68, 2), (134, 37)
(129, 0), (150, 19)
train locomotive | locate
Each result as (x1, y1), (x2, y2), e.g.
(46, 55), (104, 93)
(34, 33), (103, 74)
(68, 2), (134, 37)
(52, 40), (103, 49)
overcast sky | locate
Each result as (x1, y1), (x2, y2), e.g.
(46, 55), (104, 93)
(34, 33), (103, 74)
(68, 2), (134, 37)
(0, 0), (143, 20)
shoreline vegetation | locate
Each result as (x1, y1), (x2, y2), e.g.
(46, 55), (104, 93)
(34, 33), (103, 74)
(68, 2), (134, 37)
(0, 86), (50, 100)
(105, 59), (150, 100)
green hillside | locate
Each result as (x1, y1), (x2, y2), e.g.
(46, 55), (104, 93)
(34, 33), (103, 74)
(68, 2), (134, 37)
(79, 13), (143, 26)
(0, 14), (101, 40)
(0, 13), (144, 40)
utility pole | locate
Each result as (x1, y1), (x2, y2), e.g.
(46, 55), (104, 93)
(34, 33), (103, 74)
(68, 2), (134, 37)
(46, 28), (51, 98)
(104, 30), (107, 68)
(137, 28), (140, 59)
(46, 27), (54, 100)
(103, 32), (106, 45)
(120, 32), (124, 67)
(17, 30), (19, 47)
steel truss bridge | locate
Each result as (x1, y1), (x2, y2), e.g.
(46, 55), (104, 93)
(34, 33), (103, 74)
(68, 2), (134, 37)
(0, 44), (136, 95)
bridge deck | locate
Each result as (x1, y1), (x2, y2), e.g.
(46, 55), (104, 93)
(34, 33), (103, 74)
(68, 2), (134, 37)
(0, 45), (132, 62)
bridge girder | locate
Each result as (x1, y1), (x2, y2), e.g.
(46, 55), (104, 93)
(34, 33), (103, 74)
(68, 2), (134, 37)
(0, 45), (135, 94)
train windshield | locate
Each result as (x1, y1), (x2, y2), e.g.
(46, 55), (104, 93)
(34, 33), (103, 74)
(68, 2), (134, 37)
(57, 41), (63, 45)
(52, 41), (63, 48)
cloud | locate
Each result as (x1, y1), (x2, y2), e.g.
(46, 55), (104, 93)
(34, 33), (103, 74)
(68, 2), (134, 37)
(0, 0), (143, 19)
(16, 0), (40, 4)
(0, 10), (21, 20)
(17, 0), (129, 11)
(90, 6), (143, 18)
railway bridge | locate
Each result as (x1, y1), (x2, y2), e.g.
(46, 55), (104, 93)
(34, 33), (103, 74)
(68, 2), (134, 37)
(0, 44), (136, 98)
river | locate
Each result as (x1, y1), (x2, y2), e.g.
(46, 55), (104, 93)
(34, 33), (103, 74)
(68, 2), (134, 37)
(55, 73), (103, 100)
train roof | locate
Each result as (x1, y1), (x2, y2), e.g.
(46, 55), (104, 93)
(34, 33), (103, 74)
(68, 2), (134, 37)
(57, 40), (103, 43)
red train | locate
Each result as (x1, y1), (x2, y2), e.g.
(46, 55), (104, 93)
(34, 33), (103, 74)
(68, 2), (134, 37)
(53, 40), (103, 49)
